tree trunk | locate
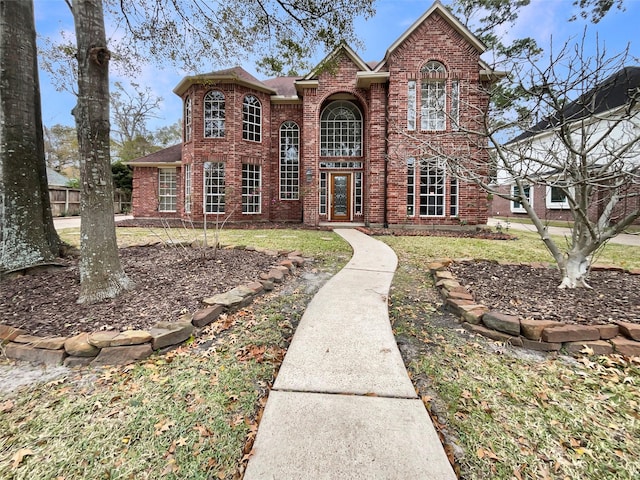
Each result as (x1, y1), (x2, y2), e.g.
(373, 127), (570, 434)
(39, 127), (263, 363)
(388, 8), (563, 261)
(558, 250), (591, 289)
(0, 0), (62, 274)
(72, 0), (133, 303)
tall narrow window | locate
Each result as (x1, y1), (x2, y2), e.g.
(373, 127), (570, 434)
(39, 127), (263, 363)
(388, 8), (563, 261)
(320, 101), (362, 157)
(407, 80), (416, 131)
(184, 164), (192, 214)
(242, 95), (261, 142)
(450, 177), (458, 217)
(407, 158), (415, 216)
(204, 90), (225, 138)
(204, 162), (225, 213)
(319, 172), (327, 215)
(421, 61), (446, 131)
(354, 172), (363, 215)
(511, 184), (532, 213)
(242, 164), (261, 214)
(419, 159), (445, 216)
(451, 80), (460, 131)
(158, 168), (177, 212)
(280, 121), (300, 200)
(184, 96), (192, 141)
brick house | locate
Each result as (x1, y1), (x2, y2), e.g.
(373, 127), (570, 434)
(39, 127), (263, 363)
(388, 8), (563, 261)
(129, 2), (498, 227)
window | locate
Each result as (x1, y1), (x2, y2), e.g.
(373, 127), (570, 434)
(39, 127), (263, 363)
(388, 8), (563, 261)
(158, 168), (177, 212)
(242, 164), (261, 214)
(280, 121), (299, 200)
(451, 80), (460, 131)
(204, 90), (225, 138)
(319, 172), (327, 215)
(184, 164), (192, 214)
(242, 95), (261, 142)
(407, 158), (416, 216)
(407, 80), (417, 131)
(320, 101), (362, 157)
(420, 61), (446, 131)
(450, 177), (458, 217)
(354, 172), (363, 215)
(204, 162), (225, 213)
(546, 183), (571, 209)
(419, 159), (445, 216)
(184, 96), (192, 141)
(511, 184), (532, 213)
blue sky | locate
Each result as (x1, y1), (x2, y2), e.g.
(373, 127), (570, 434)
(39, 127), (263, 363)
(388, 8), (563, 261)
(34, 0), (639, 131)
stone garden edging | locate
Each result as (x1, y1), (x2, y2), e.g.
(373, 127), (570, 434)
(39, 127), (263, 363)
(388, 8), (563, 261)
(428, 259), (640, 357)
(0, 246), (306, 367)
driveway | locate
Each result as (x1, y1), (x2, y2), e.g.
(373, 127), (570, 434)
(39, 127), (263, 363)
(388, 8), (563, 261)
(487, 217), (640, 247)
(53, 215), (133, 231)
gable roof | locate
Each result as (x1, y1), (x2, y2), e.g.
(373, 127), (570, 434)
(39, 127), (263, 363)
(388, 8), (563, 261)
(173, 66), (276, 96)
(126, 144), (182, 167)
(509, 66), (640, 144)
(302, 42), (372, 81)
(375, 1), (486, 73)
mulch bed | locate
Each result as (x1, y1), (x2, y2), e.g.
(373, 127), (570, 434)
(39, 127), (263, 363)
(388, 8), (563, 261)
(0, 246), (275, 338)
(450, 261), (640, 326)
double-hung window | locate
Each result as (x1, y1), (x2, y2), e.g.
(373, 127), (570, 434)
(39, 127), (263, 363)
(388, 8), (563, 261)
(242, 164), (261, 214)
(242, 95), (261, 142)
(204, 162), (225, 213)
(280, 121), (299, 200)
(204, 90), (225, 138)
(419, 159), (446, 216)
(158, 168), (177, 212)
(511, 184), (532, 213)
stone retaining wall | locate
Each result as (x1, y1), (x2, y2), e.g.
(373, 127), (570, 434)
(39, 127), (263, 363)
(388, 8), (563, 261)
(428, 259), (640, 357)
(0, 247), (306, 367)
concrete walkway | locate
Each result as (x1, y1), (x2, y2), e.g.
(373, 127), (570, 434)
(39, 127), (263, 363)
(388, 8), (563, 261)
(244, 229), (456, 479)
(487, 217), (640, 247)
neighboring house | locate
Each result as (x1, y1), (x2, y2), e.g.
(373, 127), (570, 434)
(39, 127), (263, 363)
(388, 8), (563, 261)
(129, 2), (499, 227)
(490, 66), (640, 223)
(47, 167), (80, 217)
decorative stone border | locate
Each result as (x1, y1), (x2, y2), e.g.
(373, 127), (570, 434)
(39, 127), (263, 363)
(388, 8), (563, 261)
(0, 247), (306, 367)
(428, 259), (640, 357)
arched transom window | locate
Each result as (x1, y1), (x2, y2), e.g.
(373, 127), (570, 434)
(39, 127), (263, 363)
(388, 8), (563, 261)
(204, 90), (225, 138)
(320, 101), (362, 157)
(242, 95), (261, 142)
(280, 121), (300, 200)
(421, 61), (447, 131)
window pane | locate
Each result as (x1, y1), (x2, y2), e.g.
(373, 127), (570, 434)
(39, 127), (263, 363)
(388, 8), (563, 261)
(158, 168), (177, 212)
(184, 164), (191, 213)
(184, 97), (192, 141)
(242, 95), (261, 142)
(407, 81), (416, 131)
(204, 90), (225, 138)
(419, 159), (445, 216)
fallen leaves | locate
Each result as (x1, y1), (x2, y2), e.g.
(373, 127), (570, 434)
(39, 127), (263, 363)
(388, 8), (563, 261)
(11, 448), (35, 469)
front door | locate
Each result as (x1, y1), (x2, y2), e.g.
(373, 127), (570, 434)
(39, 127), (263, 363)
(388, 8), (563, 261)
(330, 173), (351, 221)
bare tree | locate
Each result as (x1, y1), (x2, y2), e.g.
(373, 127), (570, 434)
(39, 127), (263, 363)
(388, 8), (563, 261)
(0, 0), (63, 274)
(422, 40), (640, 289)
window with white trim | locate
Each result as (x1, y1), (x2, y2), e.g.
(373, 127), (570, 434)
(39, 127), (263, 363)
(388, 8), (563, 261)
(184, 96), (192, 141)
(204, 162), (225, 213)
(319, 172), (327, 215)
(158, 168), (177, 212)
(407, 80), (416, 131)
(320, 101), (362, 157)
(280, 121), (299, 200)
(184, 164), (192, 214)
(450, 177), (459, 216)
(511, 184), (532, 213)
(242, 164), (261, 214)
(354, 172), (363, 215)
(451, 80), (460, 131)
(546, 183), (571, 209)
(407, 158), (416, 216)
(419, 159), (445, 216)
(242, 95), (261, 142)
(420, 61), (446, 131)
(204, 90), (225, 138)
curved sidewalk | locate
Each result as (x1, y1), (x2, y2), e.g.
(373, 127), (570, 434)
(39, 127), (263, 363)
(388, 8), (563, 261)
(244, 229), (456, 479)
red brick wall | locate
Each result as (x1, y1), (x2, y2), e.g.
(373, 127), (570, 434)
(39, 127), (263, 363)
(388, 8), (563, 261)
(382, 12), (490, 227)
(132, 166), (182, 219)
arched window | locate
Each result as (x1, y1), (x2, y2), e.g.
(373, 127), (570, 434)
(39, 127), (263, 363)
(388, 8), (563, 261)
(320, 101), (362, 157)
(280, 121), (299, 200)
(184, 96), (192, 141)
(204, 90), (225, 138)
(242, 95), (261, 142)
(420, 61), (446, 131)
